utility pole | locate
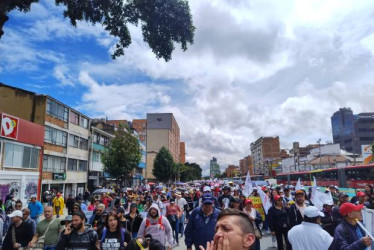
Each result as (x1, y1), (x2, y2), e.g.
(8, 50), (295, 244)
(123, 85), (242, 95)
(317, 138), (322, 169)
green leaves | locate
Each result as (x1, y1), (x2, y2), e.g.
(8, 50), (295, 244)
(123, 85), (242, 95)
(101, 125), (141, 180)
(152, 146), (175, 182)
(1, 0), (195, 61)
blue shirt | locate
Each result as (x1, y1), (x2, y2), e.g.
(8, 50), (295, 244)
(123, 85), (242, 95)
(28, 201), (44, 218)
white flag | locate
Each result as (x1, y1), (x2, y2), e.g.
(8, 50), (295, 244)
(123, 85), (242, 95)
(257, 186), (272, 214)
(311, 189), (333, 210)
(295, 178), (302, 191)
(310, 176), (318, 203)
(242, 171), (253, 197)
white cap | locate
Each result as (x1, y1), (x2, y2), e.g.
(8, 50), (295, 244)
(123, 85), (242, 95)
(203, 186), (211, 192)
(304, 206), (324, 218)
(8, 210), (23, 218)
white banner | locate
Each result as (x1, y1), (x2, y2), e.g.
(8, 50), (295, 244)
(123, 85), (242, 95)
(257, 186), (272, 214)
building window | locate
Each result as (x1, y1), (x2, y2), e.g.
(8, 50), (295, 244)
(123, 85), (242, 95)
(93, 151), (101, 162)
(67, 158), (78, 171)
(45, 126), (67, 147)
(94, 133), (99, 144)
(80, 117), (88, 129)
(4, 143), (39, 169)
(79, 138), (88, 150)
(78, 160), (88, 171)
(46, 98), (68, 122)
(69, 111), (79, 125)
(43, 155), (66, 173)
(68, 134), (79, 148)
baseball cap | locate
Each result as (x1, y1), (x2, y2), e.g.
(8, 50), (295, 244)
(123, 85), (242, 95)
(223, 186), (231, 191)
(339, 192), (349, 198)
(357, 191), (366, 197)
(9, 210), (23, 218)
(61, 215), (73, 225)
(202, 194), (214, 204)
(203, 186), (211, 192)
(295, 190), (305, 195)
(170, 198), (175, 203)
(245, 199), (253, 204)
(304, 206), (325, 218)
(274, 195), (282, 201)
(340, 203), (364, 216)
(30, 194), (37, 199)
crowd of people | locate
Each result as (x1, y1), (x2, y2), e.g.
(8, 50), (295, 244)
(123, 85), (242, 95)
(0, 182), (373, 250)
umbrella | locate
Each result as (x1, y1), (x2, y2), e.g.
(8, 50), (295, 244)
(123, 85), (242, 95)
(92, 188), (114, 195)
(148, 182), (155, 185)
(175, 182), (185, 185)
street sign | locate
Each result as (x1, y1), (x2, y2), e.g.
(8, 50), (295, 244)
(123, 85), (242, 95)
(53, 173), (66, 180)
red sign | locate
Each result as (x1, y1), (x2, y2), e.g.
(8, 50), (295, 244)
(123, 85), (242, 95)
(1, 113), (19, 140)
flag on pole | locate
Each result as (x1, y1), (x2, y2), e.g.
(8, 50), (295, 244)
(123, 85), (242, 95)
(295, 178), (302, 191)
(310, 176), (318, 203)
(257, 186), (272, 214)
(242, 171), (253, 197)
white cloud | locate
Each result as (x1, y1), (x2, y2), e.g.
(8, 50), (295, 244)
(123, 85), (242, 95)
(3, 0), (374, 174)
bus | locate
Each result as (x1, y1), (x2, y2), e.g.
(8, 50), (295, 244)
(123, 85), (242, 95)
(276, 163), (374, 188)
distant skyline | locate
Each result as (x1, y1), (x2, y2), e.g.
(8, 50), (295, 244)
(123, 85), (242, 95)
(1, 0), (374, 176)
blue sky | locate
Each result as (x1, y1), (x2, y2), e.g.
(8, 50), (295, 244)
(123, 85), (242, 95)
(1, 0), (374, 174)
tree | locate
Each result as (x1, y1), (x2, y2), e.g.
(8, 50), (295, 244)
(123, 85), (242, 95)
(153, 146), (175, 183)
(179, 162), (202, 181)
(101, 124), (141, 184)
(0, 0), (195, 61)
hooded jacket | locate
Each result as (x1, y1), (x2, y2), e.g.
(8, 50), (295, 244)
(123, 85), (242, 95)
(137, 204), (173, 247)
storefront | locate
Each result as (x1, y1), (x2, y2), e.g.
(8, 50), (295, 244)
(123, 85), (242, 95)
(0, 112), (44, 204)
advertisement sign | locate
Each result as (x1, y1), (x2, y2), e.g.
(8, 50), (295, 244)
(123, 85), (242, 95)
(362, 145), (373, 164)
(1, 113), (19, 140)
(249, 196), (265, 221)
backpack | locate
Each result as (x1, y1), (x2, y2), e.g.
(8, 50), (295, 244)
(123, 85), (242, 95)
(145, 216), (165, 231)
(101, 227), (125, 248)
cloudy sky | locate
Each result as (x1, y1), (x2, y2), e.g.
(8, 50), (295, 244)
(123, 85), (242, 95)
(1, 0), (374, 175)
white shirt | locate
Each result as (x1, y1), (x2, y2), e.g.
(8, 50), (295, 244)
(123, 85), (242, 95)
(288, 222), (333, 250)
(176, 197), (187, 211)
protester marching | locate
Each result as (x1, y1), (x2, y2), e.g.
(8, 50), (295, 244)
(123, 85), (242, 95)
(0, 173), (374, 250)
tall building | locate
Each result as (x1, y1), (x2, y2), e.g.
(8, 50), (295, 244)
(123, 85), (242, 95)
(250, 136), (280, 176)
(146, 113), (180, 180)
(0, 83), (91, 197)
(210, 157), (221, 177)
(180, 142), (186, 164)
(239, 155), (253, 175)
(331, 108), (374, 153)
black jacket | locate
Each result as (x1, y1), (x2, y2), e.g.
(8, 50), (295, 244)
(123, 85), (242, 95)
(3, 222), (34, 250)
(125, 213), (143, 233)
(321, 209), (335, 236)
(57, 227), (98, 250)
(269, 206), (290, 232)
(288, 204), (306, 228)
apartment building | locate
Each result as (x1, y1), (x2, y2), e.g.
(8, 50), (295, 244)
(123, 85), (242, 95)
(250, 136), (280, 176)
(146, 113), (180, 180)
(0, 83), (90, 196)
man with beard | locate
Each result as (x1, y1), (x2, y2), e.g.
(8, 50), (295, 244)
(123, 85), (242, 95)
(137, 204), (173, 250)
(218, 186), (234, 209)
(57, 210), (98, 250)
(288, 189), (309, 228)
(28, 206), (62, 249)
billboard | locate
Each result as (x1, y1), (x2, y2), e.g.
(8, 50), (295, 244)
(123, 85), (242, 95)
(362, 145), (373, 164)
(1, 113), (19, 140)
